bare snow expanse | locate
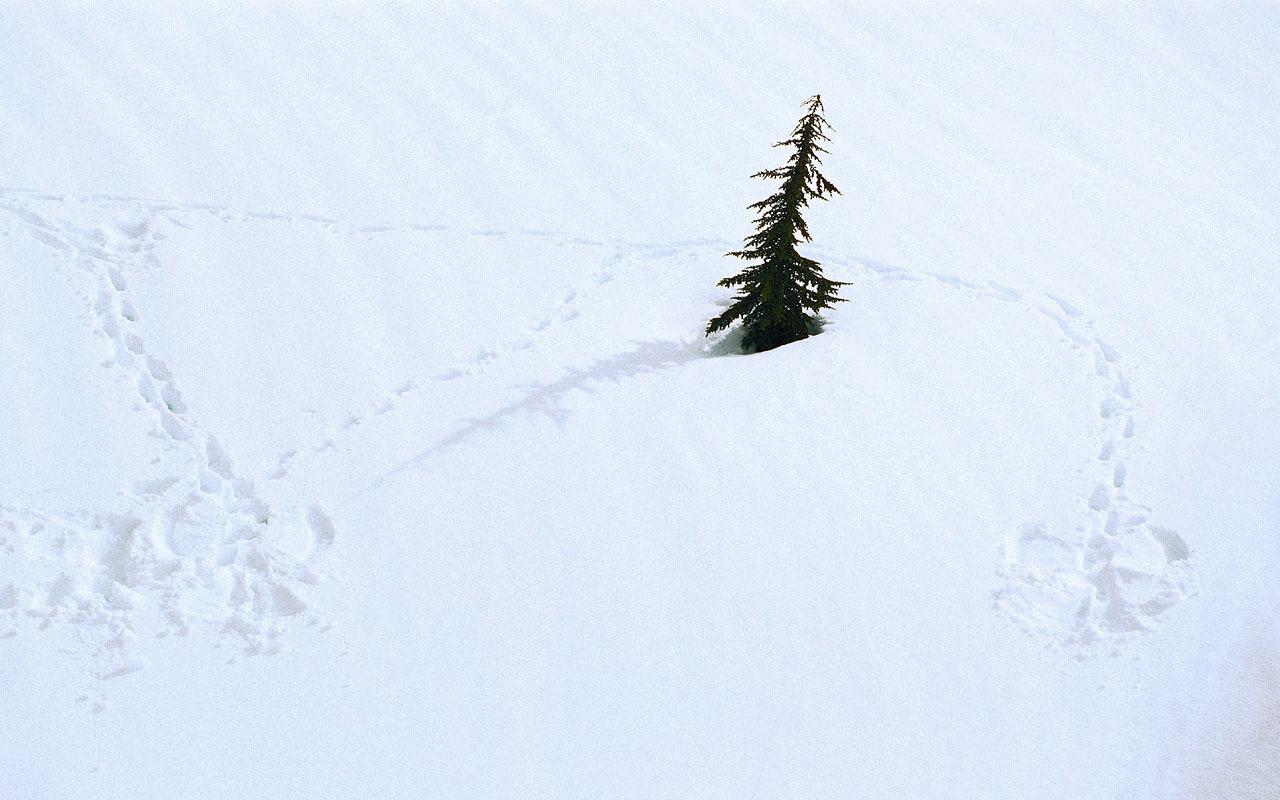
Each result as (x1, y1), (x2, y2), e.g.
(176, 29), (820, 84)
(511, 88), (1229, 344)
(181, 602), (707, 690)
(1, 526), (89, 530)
(1, 4), (1278, 799)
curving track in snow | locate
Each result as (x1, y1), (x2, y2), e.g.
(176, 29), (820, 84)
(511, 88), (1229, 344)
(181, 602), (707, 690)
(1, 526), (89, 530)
(814, 250), (1197, 655)
(0, 187), (1194, 691)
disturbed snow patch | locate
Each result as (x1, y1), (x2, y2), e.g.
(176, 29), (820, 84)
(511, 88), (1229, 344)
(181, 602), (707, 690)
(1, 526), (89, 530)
(985, 291), (1196, 655)
(821, 252), (1198, 656)
(0, 193), (337, 680)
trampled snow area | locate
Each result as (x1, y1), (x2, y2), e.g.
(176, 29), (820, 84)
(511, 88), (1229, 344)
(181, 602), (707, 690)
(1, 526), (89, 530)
(1, 4), (1278, 799)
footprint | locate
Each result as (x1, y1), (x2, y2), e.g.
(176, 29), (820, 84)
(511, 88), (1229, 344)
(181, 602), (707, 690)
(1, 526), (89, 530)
(28, 227), (74, 254)
(306, 506), (336, 551)
(1048, 295), (1082, 318)
(1112, 372), (1131, 399)
(1088, 484), (1111, 511)
(1050, 315), (1090, 346)
(97, 659), (148, 681)
(116, 219), (150, 240)
(1149, 527), (1189, 562)
(1095, 339), (1120, 363)
(932, 274), (981, 291)
(267, 450), (298, 480)
(1008, 523), (1078, 571)
(435, 366), (468, 381)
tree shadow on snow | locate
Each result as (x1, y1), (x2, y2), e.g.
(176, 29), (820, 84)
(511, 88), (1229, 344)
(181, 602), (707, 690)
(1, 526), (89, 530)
(378, 336), (743, 485)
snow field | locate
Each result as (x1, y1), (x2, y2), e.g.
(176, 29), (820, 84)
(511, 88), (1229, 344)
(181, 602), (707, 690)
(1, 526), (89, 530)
(1, 187), (1193, 692)
(2, 4), (1277, 796)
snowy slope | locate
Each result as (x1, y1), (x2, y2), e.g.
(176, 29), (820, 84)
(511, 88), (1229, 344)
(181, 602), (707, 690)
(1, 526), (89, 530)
(2, 4), (1279, 799)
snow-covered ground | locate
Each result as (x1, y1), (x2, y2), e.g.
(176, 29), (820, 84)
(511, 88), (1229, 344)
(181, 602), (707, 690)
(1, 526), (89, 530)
(2, 4), (1278, 799)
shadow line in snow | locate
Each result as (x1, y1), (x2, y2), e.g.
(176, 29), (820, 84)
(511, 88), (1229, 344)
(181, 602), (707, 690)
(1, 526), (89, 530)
(367, 339), (710, 493)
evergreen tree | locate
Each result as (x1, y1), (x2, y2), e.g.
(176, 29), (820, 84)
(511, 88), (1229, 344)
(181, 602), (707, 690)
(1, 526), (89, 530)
(706, 95), (844, 353)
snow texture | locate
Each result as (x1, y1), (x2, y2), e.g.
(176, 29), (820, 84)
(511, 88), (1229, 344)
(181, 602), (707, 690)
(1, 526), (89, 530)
(2, 4), (1279, 800)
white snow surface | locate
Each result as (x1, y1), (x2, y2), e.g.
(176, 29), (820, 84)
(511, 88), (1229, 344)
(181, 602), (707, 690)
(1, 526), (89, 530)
(1, 4), (1278, 799)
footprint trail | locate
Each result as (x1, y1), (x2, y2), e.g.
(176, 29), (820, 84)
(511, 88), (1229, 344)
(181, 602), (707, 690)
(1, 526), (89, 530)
(818, 250), (1196, 655)
(0, 187), (1194, 670)
(0, 194), (337, 682)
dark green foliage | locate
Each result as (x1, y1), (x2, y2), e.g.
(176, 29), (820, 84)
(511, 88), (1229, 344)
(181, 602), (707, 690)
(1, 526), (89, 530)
(706, 95), (845, 353)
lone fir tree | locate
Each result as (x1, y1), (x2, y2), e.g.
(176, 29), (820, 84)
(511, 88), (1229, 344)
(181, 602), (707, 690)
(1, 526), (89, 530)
(706, 95), (844, 352)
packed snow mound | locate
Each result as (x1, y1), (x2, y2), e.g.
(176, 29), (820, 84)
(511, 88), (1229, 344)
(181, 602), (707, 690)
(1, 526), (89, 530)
(0, 188), (1194, 685)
